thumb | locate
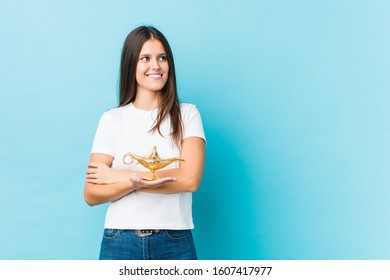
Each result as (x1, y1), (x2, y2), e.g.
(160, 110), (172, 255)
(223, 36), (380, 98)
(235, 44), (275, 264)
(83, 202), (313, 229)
(130, 174), (142, 183)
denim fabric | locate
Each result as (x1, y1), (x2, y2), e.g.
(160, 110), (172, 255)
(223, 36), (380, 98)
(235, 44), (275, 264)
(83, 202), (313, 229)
(99, 229), (197, 260)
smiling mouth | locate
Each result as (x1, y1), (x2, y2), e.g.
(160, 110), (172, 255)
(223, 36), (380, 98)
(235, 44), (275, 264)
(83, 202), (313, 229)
(146, 74), (163, 79)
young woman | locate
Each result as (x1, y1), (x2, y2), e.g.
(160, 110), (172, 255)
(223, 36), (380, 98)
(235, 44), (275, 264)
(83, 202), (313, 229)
(84, 26), (206, 260)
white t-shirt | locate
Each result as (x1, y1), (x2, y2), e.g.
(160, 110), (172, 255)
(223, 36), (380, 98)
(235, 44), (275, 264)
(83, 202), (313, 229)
(91, 102), (206, 230)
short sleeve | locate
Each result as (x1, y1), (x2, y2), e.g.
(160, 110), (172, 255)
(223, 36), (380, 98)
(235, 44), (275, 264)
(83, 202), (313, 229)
(91, 112), (115, 156)
(182, 104), (206, 144)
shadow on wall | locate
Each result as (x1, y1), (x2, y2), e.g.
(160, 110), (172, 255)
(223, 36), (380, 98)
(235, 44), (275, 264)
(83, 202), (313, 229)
(193, 121), (263, 260)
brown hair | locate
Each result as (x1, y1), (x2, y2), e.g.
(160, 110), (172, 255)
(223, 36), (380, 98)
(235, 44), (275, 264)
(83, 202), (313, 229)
(119, 26), (182, 145)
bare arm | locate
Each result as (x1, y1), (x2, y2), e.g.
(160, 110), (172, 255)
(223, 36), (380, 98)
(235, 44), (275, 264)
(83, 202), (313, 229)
(138, 137), (205, 194)
(84, 153), (176, 206)
(84, 153), (134, 206)
(85, 137), (205, 200)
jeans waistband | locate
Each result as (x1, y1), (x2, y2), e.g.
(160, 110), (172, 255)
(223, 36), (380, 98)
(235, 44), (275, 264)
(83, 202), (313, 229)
(135, 229), (161, 237)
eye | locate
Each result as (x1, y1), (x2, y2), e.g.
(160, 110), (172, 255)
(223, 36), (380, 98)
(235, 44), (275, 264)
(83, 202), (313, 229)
(140, 56), (149, 61)
(159, 55), (167, 62)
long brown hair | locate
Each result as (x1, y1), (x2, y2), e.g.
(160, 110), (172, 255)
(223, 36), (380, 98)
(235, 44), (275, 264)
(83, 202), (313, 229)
(119, 26), (182, 145)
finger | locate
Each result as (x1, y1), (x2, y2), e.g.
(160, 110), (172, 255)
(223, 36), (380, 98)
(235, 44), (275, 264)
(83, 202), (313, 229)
(130, 174), (142, 183)
(87, 178), (108, 185)
(86, 174), (98, 179)
(85, 168), (97, 174)
(86, 178), (98, 183)
(88, 162), (101, 168)
(152, 177), (177, 183)
(141, 177), (176, 187)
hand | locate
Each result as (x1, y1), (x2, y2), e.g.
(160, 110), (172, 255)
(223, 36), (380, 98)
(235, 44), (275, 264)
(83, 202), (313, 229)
(86, 162), (127, 184)
(130, 174), (177, 190)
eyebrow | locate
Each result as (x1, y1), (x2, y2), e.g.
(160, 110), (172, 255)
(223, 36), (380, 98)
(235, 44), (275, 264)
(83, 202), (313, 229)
(139, 53), (167, 57)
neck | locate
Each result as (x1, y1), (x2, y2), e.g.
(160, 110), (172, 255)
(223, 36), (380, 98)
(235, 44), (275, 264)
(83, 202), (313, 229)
(133, 89), (160, 111)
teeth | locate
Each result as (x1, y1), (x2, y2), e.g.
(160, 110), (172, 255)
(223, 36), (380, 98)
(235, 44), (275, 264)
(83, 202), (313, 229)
(147, 74), (162, 78)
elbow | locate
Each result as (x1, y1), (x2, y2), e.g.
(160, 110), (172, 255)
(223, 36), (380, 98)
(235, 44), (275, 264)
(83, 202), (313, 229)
(85, 199), (96, 207)
(84, 184), (99, 206)
(185, 178), (202, 193)
(84, 194), (98, 207)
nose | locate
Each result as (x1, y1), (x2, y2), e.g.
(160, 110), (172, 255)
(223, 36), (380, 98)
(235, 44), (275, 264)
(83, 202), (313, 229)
(151, 58), (161, 70)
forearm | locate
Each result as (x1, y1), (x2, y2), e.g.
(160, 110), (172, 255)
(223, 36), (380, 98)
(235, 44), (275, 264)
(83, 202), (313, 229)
(84, 138), (205, 197)
(121, 138), (205, 194)
(84, 180), (137, 206)
(138, 168), (202, 194)
(91, 168), (195, 194)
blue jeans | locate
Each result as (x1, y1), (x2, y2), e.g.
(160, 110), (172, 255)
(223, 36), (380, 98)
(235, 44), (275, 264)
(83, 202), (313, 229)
(99, 229), (197, 260)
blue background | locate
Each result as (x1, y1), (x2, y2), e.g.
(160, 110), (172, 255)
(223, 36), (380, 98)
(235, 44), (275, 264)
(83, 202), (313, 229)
(1, 0), (389, 259)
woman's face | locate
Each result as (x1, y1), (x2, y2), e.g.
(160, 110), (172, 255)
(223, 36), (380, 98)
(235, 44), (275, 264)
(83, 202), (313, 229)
(136, 39), (169, 94)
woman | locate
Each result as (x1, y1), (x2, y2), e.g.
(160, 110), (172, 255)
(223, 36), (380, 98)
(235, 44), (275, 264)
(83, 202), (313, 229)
(84, 26), (205, 260)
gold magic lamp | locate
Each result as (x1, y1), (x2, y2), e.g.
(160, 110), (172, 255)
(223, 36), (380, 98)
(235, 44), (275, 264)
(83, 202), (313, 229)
(122, 146), (185, 180)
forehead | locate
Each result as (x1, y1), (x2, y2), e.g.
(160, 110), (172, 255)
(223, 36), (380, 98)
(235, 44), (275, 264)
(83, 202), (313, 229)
(140, 39), (166, 54)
